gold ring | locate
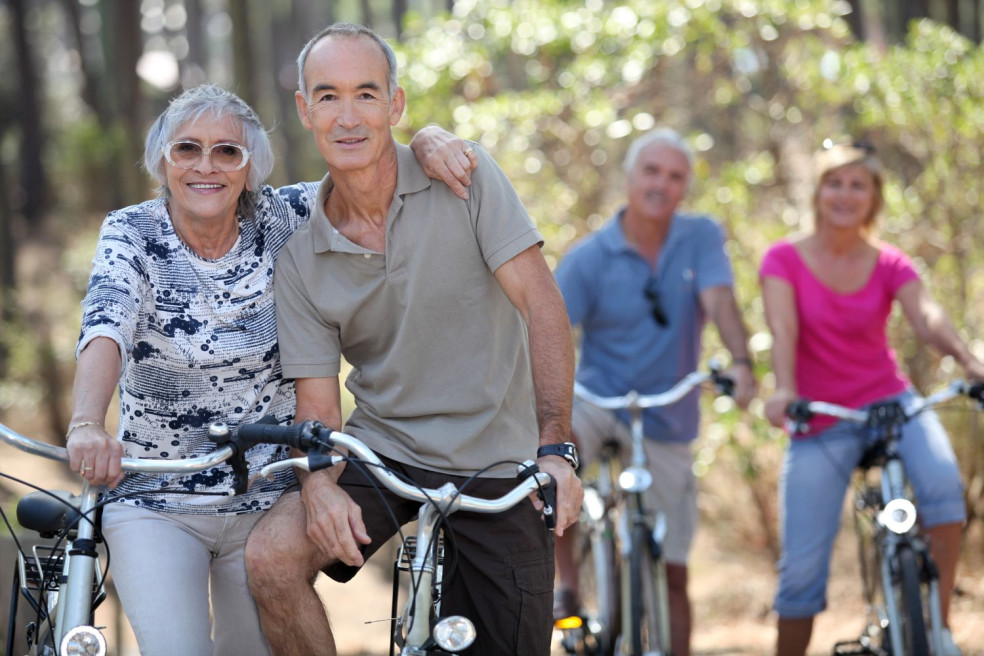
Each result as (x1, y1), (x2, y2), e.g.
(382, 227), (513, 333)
(79, 459), (92, 475)
(463, 145), (475, 157)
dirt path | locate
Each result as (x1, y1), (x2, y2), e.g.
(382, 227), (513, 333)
(325, 518), (984, 656)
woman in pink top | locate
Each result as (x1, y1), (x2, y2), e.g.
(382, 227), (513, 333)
(760, 142), (984, 656)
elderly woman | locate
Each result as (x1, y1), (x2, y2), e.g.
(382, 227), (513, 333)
(64, 84), (473, 655)
(760, 142), (983, 656)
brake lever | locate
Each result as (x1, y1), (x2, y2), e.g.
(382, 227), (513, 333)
(517, 461), (556, 530)
(966, 381), (984, 409)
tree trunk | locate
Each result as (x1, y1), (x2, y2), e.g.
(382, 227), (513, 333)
(393, 0), (408, 37)
(360, 0), (374, 29)
(183, 0), (207, 87)
(845, 0), (865, 40)
(9, 0), (46, 232)
(272, 0), (305, 187)
(58, 0), (105, 123)
(901, 0), (930, 35)
(229, 1), (257, 109)
(971, 0), (982, 42)
(101, 0), (144, 207)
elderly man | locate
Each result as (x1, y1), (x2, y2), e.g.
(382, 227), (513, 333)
(553, 128), (756, 656)
(244, 22), (582, 656)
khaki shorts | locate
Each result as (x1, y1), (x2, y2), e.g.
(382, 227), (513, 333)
(572, 398), (698, 565)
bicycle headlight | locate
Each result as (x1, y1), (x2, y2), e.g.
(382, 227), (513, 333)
(433, 615), (476, 652)
(60, 625), (107, 656)
(879, 498), (917, 535)
(618, 466), (652, 494)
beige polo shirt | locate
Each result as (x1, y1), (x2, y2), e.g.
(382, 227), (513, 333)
(275, 142), (544, 477)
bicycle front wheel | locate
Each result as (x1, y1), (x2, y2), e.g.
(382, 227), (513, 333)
(892, 545), (930, 656)
(578, 524), (619, 656)
(627, 522), (670, 656)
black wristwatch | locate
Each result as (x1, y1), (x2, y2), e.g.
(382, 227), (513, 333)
(537, 442), (580, 471)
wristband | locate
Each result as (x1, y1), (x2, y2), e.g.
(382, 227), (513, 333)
(66, 421), (103, 440)
(732, 357), (753, 367)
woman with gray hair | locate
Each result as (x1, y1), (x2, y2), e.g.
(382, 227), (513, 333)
(64, 83), (472, 655)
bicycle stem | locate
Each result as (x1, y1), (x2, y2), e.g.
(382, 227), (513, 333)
(57, 480), (101, 645)
(404, 500), (450, 650)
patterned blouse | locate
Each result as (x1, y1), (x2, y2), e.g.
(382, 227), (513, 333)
(77, 183), (318, 514)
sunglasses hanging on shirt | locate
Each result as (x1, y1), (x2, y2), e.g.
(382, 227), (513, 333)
(643, 276), (668, 327)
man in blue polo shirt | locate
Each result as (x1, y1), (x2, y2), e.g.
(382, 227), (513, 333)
(553, 127), (756, 656)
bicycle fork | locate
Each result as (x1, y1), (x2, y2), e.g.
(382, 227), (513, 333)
(616, 507), (670, 656)
(878, 460), (945, 656)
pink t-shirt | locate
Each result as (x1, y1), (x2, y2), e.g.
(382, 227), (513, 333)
(760, 240), (917, 429)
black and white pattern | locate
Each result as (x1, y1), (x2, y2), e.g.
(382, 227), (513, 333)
(78, 183), (318, 514)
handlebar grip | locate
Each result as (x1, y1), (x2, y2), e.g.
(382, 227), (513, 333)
(237, 417), (324, 450)
(714, 373), (735, 397)
(967, 381), (984, 404)
(785, 399), (814, 422)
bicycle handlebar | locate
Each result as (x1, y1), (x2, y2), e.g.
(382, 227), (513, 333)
(785, 379), (984, 433)
(238, 419), (556, 519)
(0, 421), (236, 474)
(573, 365), (734, 412)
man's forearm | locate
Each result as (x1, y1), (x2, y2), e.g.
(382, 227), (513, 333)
(710, 288), (751, 361)
(528, 290), (575, 446)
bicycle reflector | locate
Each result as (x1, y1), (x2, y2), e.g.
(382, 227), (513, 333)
(879, 498), (918, 535)
(432, 615), (477, 652)
(555, 615), (584, 630)
(60, 625), (107, 656)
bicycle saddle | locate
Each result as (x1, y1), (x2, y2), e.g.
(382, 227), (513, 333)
(16, 490), (82, 538)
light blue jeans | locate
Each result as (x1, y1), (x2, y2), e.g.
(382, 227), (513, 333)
(102, 503), (271, 655)
(774, 390), (966, 618)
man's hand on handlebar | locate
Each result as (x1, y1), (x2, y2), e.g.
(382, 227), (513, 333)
(723, 363), (757, 409)
(66, 424), (124, 488)
(299, 470), (372, 567)
(532, 456), (583, 537)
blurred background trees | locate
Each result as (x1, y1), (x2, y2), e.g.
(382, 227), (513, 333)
(1, 0), (983, 556)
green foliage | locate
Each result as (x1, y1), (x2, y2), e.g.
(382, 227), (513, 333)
(394, 1), (984, 535)
(48, 118), (132, 214)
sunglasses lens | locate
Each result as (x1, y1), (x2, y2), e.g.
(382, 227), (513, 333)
(168, 142), (205, 168)
(211, 144), (247, 171)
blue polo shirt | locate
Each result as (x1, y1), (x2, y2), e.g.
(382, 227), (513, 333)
(555, 209), (733, 443)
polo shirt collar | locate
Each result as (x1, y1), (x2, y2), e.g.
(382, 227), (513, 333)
(309, 142), (431, 254)
(601, 207), (684, 252)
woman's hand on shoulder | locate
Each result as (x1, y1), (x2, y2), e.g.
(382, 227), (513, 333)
(409, 126), (479, 200)
(764, 387), (798, 428)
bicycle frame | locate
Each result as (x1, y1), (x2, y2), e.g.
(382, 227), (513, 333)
(244, 420), (556, 655)
(616, 392), (671, 656)
(787, 380), (984, 656)
(1, 420), (238, 656)
(569, 367), (732, 656)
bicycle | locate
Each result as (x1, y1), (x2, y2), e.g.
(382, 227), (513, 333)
(556, 365), (734, 656)
(784, 380), (984, 656)
(1, 420), (247, 656)
(236, 416), (558, 656)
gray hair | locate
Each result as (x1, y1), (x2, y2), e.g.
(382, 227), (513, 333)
(623, 128), (694, 181)
(296, 22), (399, 102)
(144, 84), (274, 218)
